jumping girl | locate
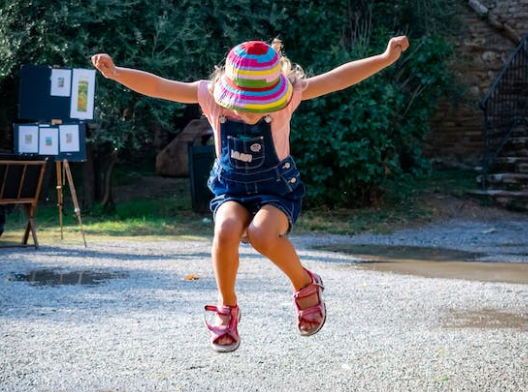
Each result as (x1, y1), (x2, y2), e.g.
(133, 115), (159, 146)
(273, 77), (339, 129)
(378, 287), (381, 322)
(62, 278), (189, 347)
(92, 35), (409, 352)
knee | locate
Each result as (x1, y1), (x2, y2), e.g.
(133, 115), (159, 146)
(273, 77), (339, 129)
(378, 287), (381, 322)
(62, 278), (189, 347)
(214, 218), (245, 246)
(247, 225), (278, 255)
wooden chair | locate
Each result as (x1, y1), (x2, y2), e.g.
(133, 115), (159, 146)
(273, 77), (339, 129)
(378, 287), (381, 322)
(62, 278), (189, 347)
(0, 160), (47, 249)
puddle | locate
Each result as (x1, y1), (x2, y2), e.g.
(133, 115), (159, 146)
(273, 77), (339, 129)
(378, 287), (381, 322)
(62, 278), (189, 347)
(444, 309), (528, 330)
(317, 244), (528, 284)
(10, 269), (127, 286)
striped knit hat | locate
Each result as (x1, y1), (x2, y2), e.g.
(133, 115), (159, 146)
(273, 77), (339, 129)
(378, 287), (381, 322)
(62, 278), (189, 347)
(214, 41), (293, 113)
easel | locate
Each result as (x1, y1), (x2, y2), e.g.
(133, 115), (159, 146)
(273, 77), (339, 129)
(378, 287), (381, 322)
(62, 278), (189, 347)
(56, 159), (87, 247)
(0, 160), (47, 249)
(16, 66), (94, 248)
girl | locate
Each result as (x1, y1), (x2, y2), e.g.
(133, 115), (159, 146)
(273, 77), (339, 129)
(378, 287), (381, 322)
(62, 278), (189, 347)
(91, 35), (409, 352)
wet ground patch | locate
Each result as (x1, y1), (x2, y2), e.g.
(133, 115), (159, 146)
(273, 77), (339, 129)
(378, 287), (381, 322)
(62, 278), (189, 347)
(317, 244), (528, 284)
(443, 308), (528, 330)
(9, 269), (127, 286)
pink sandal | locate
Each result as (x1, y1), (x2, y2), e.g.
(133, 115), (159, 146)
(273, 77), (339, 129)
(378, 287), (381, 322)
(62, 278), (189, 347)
(293, 269), (326, 336)
(204, 304), (241, 353)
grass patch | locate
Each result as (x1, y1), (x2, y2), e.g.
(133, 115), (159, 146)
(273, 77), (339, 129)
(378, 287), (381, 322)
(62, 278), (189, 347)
(297, 168), (479, 235)
(297, 203), (431, 235)
(0, 167), (480, 245)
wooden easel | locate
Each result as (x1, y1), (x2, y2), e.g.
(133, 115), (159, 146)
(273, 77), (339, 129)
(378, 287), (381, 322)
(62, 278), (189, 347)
(0, 160), (47, 249)
(56, 159), (87, 247)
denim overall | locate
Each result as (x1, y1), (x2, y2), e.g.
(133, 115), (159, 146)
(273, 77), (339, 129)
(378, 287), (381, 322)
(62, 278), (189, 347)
(207, 115), (306, 229)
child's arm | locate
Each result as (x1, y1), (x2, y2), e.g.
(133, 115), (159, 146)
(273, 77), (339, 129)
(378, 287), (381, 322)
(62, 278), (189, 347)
(91, 54), (199, 104)
(302, 36), (409, 100)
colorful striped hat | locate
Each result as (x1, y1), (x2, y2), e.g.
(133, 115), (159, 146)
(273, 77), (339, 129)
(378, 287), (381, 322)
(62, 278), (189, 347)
(214, 41), (293, 113)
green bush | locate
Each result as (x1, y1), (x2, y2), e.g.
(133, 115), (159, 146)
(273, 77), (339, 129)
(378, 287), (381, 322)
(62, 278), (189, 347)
(285, 3), (457, 207)
(292, 80), (424, 208)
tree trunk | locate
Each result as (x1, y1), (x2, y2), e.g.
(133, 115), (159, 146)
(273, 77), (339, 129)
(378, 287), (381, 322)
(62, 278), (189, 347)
(101, 149), (118, 212)
(82, 143), (96, 208)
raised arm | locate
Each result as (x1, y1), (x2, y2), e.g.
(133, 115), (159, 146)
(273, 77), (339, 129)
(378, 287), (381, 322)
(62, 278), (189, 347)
(302, 36), (409, 100)
(91, 53), (200, 104)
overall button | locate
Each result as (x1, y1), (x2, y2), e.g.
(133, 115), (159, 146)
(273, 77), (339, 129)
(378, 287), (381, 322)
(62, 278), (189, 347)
(283, 162), (291, 169)
(289, 177), (297, 183)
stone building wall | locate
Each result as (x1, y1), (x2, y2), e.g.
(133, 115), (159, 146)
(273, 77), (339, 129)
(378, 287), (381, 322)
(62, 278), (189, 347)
(426, 0), (528, 166)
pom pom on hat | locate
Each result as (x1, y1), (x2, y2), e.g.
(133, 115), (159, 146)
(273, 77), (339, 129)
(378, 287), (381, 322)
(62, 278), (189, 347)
(214, 41), (293, 113)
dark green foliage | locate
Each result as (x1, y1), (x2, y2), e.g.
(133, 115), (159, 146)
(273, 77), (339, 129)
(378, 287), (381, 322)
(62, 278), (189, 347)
(0, 0), (289, 149)
(0, 0), (459, 208)
(286, 3), (457, 207)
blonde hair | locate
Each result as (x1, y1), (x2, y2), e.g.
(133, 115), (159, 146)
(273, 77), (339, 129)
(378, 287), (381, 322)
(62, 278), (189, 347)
(209, 38), (306, 93)
(270, 38), (306, 84)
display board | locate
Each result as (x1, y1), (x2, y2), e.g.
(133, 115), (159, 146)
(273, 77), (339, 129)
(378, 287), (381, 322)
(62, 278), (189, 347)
(14, 123), (87, 162)
(18, 65), (96, 122)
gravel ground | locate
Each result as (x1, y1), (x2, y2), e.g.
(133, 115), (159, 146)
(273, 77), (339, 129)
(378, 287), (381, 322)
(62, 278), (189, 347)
(1, 217), (527, 392)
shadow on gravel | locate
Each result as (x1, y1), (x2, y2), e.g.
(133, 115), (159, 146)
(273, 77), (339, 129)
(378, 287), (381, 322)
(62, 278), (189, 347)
(0, 245), (212, 262)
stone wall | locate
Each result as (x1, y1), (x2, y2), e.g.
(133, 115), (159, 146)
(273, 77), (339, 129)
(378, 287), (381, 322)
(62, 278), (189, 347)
(426, 0), (528, 166)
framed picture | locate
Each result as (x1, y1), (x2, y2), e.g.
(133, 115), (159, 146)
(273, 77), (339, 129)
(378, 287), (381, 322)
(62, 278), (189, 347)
(50, 68), (72, 97)
(38, 126), (59, 155)
(70, 69), (96, 120)
(59, 124), (80, 153)
(17, 125), (39, 153)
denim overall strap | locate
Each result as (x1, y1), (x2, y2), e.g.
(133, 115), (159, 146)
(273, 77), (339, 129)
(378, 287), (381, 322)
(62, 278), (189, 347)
(218, 115), (280, 172)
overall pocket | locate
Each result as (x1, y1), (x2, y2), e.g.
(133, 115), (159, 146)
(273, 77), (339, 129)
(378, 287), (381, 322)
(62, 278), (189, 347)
(227, 135), (266, 170)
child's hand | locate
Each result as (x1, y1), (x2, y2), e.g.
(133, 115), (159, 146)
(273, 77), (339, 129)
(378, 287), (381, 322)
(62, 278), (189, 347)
(91, 53), (117, 79)
(383, 36), (409, 64)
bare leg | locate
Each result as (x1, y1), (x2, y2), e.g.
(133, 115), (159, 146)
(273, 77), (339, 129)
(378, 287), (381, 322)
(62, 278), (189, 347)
(210, 201), (251, 346)
(247, 205), (322, 332)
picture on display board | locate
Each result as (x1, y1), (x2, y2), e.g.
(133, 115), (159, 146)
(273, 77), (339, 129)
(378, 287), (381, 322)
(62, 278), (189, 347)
(59, 124), (81, 152)
(38, 126), (59, 156)
(17, 125), (39, 153)
(70, 69), (95, 120)
(50, 69), (72, 97)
